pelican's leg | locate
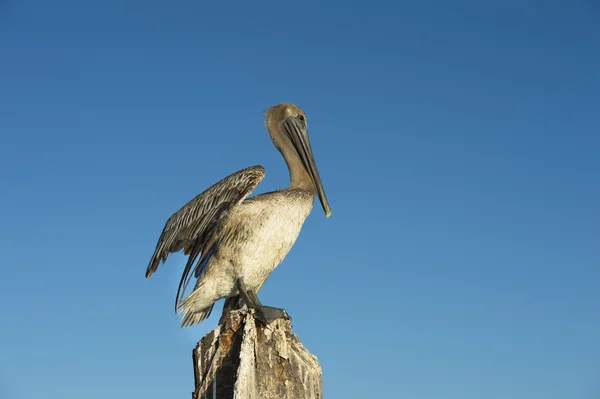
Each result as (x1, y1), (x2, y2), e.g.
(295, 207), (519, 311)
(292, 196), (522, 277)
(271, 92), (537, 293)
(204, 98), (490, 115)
(236, 280), (260, 308)
(219, 295), (243, 325)
(235, 279), (291, 325)
(248, 291), (292, 324)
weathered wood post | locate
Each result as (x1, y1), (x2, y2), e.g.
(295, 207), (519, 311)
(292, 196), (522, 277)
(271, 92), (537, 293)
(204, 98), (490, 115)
(191, 309), (323, 399)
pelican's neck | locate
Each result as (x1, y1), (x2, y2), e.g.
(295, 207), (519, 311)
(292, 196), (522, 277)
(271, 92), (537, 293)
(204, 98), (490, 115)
(279, 142), (315, 192)
(266, 117), (316, 193)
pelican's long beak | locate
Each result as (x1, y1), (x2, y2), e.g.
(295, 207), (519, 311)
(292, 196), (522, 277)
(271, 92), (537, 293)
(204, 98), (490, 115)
(282, 116), (332, 217)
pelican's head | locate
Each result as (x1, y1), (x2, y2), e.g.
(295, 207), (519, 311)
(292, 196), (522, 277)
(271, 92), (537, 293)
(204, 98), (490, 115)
(265, 103), (331, 218)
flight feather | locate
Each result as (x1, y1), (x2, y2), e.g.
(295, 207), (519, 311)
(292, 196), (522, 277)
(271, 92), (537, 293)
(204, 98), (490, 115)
(145, 165), (266, 306)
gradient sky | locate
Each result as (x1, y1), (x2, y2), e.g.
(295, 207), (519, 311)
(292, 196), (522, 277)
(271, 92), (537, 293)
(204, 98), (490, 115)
(1, 1), (599, 398)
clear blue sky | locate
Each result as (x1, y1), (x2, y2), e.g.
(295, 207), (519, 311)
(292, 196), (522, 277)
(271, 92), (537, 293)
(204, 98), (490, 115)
(1, 1), (598, 398)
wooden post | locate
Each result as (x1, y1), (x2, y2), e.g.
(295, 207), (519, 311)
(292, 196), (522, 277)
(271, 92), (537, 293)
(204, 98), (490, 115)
(191, 309), (323, 399)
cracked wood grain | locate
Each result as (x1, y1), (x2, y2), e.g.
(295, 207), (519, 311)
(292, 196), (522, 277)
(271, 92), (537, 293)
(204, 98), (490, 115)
(192, 309), (322, 399)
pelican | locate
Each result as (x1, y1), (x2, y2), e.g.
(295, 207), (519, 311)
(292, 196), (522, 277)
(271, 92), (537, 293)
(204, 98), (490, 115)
(145, 103), (331, 327)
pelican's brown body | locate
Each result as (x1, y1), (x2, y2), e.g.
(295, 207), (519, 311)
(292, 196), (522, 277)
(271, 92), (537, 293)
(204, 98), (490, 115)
(145, 103), (331, 327)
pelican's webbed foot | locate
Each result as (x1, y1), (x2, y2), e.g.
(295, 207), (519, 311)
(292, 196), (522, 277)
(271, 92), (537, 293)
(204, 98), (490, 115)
(235, 278), (291, 325)
(256, 306), (291, 325)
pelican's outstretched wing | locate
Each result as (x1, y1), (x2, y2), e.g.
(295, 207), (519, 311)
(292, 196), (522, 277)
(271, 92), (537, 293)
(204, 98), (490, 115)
(145, 165), (265, 308)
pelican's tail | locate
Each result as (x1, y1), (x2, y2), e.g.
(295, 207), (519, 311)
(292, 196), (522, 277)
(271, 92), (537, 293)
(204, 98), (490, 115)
(180, 304), (214, 328)
(177, 290), (215, 328)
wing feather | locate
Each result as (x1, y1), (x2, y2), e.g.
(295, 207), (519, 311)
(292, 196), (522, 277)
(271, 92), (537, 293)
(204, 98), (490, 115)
(145, 165), (265, 306)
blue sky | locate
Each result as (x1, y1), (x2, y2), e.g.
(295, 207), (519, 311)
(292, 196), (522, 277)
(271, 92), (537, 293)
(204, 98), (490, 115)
(1, 1), (599, 398)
